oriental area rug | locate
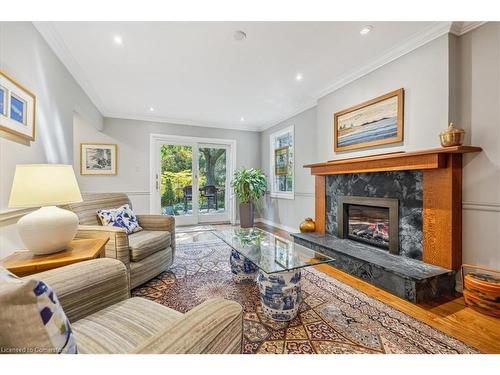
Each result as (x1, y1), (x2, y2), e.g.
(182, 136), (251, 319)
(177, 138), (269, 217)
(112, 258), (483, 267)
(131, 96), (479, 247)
(132, 237), (478, 354)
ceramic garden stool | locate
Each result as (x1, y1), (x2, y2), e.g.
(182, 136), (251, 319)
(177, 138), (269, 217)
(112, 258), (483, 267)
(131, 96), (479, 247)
(230, 249), (258, 283)
(257, 269), (302, 321)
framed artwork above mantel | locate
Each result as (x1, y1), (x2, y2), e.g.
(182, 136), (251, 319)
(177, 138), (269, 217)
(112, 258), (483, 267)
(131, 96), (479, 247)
(0, 70), (36, 141)
(334, 88), (404, 152)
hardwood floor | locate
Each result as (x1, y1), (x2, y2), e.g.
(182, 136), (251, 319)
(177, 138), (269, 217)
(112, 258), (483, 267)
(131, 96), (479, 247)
(178, 223), (500, 353)
(253, 222), (500, 354)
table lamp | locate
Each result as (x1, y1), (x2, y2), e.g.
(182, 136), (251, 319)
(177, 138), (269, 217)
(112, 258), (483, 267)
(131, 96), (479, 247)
(8, 164), (83, 255)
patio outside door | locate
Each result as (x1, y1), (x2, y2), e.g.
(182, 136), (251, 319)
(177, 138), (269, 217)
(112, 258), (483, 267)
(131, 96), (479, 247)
(151, 135), (233, 226)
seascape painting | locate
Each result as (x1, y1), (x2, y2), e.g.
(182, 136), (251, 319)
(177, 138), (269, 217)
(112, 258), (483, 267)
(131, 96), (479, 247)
(80, 143), (117, 175)
(334, 88), (404, 152)
(0, 86), (5, 115)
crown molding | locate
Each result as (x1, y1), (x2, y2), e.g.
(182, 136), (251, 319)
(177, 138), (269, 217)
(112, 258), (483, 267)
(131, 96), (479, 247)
(35, 21), (464, 133)
(33, 22), (108, 115)
(313, 22), (453, 100)
(258, 100), (318, 131)
(450, 21), (487, 36)
(105, 111), (261, 132)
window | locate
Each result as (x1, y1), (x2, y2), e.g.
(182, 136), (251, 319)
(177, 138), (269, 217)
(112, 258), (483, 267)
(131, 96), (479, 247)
(270, 125), (294, 199)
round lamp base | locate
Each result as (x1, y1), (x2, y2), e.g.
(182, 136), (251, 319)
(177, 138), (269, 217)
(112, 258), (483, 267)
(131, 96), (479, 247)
(17, 206), (79, 255)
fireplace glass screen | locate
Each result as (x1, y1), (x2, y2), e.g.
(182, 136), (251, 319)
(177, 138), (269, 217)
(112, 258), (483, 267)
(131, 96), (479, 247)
(347, 204), (390, 249)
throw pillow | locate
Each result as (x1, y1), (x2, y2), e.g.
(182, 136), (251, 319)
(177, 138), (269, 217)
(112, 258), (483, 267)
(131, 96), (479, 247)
(0, 267), (77, 354)
(97, 204), (142, 234)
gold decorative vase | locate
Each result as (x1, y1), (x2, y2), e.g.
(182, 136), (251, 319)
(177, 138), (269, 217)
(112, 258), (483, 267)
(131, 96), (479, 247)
(299, 218), (316, 233)
(440, 122), (465, 147)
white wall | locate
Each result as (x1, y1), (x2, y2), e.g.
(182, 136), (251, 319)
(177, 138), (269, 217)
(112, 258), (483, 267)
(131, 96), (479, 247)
(73, 116), (261, 215)
(0, 22), (103, 258)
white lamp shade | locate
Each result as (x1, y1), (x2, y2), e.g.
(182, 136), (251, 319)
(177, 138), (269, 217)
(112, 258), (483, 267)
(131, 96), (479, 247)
(8, 164), (83, 208)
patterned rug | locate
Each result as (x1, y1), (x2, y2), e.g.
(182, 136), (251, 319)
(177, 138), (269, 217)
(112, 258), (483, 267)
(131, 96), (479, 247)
(132, 237), (479, 354)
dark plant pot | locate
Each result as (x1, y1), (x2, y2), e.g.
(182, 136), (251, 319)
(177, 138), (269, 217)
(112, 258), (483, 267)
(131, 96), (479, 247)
(239, 202), (254, 228)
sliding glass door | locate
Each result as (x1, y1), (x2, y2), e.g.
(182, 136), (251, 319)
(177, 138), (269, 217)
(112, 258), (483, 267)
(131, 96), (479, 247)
(152, 136), (233, 226)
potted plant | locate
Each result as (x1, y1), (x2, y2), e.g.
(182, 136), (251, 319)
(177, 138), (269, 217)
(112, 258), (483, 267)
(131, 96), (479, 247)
(231, 168), (267, 228)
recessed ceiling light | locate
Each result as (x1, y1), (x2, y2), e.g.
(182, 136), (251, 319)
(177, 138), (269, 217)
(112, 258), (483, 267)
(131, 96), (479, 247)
(240, 117), (245, 122)
(360, 25), (373, 35)
(113, 35), (123, 45)
(233, 30), (247, 41)
(149, 107), (155, 112)
(295, 73), (303, 82)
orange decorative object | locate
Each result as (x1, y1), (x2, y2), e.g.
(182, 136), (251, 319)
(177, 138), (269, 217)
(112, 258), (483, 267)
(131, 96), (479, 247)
(462, 264), (500, 318)
(299, 218), (316, 233)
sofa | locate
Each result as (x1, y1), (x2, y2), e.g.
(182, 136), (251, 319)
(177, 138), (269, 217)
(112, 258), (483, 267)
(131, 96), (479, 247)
(62, 193), (175, 289)
(15, 258), (243, 354)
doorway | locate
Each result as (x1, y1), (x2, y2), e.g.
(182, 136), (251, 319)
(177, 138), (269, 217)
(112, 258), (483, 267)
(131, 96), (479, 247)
(150, 134), (236, 226)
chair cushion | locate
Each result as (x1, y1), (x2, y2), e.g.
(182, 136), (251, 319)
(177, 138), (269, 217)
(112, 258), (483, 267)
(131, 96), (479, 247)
(72, 297), (183, 354)
(128, 230), (171, 262)
(0, 267), (77, 354)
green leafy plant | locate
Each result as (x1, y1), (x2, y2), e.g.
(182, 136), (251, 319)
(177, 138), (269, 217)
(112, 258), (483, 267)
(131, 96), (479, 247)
(231, 168), (267, 204)
(161, 179), (176, 207)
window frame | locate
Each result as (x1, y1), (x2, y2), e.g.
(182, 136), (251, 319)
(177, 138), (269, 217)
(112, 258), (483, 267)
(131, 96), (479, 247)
(269, 125), (295, 200)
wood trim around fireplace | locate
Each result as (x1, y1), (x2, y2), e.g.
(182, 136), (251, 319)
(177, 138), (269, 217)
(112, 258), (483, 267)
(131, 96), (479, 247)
(306, 146), (482, 270)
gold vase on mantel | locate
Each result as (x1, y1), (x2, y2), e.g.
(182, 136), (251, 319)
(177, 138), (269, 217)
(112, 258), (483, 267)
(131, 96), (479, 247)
(440, 122), (465, 147)
(299, 218), (316, 233)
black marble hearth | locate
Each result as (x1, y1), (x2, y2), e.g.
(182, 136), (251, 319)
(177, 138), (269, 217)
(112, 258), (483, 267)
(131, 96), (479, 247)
(292, 232), (455, 303)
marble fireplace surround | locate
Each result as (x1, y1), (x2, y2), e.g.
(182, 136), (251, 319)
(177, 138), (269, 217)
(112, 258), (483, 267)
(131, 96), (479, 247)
(292, 146), (482, 302)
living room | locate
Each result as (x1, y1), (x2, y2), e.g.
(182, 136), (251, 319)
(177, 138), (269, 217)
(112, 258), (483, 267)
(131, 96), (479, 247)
(1, 0), (499, 371)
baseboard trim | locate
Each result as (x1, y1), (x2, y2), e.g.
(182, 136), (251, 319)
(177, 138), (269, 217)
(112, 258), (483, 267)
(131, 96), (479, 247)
(255, 218), (298, 234)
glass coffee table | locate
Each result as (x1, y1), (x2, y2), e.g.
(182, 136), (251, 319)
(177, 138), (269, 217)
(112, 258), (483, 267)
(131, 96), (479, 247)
(212, 228), (335, 321)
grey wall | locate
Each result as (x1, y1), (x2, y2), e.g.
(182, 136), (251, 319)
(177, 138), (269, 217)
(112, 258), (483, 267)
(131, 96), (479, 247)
(259, 25), (500, 276)
(260, 35), (450, 232)
(456, 22), (500, 271)
(0, 22), (103, 257)
(259, 107), (317, 231)
(73, 116), (261, 214)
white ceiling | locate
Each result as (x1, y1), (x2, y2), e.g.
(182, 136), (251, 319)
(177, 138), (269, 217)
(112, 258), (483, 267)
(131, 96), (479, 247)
(35, 21), (460, 131)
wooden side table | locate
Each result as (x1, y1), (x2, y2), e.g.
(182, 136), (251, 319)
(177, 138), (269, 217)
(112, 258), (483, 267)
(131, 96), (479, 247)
(1, 238), (109, 277)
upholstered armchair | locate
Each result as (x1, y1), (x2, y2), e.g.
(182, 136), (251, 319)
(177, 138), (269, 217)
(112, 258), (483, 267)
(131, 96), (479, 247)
(25, 259), (243, 354)
(62, 193), (175, 289)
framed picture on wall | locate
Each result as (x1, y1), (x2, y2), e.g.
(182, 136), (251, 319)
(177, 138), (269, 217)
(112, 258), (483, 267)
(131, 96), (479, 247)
(80, 143), (118, 175)
(334, 88), (404, 152)
(0, 70), (36, 141)
(274, 146), (289, 176)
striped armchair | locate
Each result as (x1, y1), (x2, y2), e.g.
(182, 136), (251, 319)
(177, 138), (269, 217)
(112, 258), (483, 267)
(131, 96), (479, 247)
(62, 193), (175, 289)
(28, 259), (243, 354)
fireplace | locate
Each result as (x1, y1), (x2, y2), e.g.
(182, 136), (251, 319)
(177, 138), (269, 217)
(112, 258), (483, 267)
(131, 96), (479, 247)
(338, 196), (399, 255)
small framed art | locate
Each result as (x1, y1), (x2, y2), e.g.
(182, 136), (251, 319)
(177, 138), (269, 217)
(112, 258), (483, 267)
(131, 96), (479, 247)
(0, 70), (36, 141)
(80, 143), (118, 175)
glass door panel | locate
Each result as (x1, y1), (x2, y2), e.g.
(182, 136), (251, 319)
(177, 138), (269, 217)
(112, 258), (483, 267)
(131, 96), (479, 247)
(159, 144), (197, 225)
(197, 145), (229, 223)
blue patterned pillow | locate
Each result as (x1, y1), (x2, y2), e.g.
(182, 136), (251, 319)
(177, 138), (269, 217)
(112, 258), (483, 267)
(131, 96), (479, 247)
(97, 204), (142, 234)
(0, 267), (77, 354)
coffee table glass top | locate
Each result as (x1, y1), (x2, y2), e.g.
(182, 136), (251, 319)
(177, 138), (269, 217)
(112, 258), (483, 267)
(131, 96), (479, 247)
(212, 228), (335, 274)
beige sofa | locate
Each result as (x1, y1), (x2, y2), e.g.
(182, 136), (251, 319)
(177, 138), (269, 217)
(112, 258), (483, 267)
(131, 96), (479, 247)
(62, 193), (175, 289)
(29, 258), (243, 354)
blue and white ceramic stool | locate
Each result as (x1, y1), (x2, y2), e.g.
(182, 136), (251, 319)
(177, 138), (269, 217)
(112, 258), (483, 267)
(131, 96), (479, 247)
(257, 269), (302, 321)
(230, 249), (259, 282)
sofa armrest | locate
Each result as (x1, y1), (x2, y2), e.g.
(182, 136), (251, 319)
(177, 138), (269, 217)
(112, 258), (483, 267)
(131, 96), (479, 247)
(133, 298), (243, 354)
(137, 215), (175, 254)
(75, 225), (130, 266)
(28, 258), (129, 323)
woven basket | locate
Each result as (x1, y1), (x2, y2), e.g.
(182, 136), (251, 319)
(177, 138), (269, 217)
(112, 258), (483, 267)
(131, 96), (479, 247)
(462, 264), (500, 318)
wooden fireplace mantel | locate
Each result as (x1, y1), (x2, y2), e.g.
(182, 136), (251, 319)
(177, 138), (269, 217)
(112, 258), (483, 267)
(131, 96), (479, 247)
(304, 146), (482, 176)
(305, 146), (482, 270)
